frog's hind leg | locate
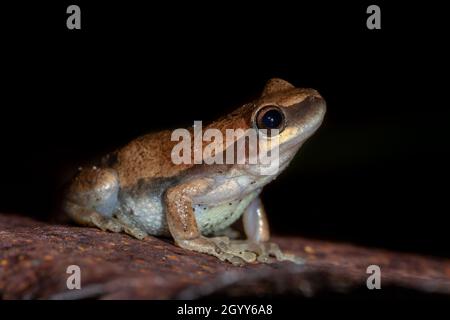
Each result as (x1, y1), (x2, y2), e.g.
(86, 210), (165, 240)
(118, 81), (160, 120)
(63, 167), (123, 233)
(113, 211), (148, 240)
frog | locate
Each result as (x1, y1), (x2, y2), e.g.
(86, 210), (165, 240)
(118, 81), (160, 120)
(62, 78), (326, 265)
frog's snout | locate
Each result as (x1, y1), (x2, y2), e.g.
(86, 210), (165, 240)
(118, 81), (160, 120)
(286, 94), (326, 135)
(308, 95), (327, 125)
(304, 95), (326, 136)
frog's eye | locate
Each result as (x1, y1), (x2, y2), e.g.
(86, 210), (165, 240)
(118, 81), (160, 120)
(255, 106), (286, 132)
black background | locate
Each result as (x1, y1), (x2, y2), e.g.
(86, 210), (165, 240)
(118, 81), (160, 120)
(1, 1), (449, 257)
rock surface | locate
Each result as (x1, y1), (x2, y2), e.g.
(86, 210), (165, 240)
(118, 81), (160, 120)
(1, 214), (449, 299)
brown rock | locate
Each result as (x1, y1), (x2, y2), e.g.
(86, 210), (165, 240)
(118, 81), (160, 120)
(1, 214), (449, 299)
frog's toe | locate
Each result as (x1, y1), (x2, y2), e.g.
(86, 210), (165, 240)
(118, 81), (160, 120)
(63, 198), (125, 234)
(105, 220), (123, 233)
(122, 226), (148, 240)
(261, 242), (304, 264)
(113, 211), (148, 240)
(233, 250), (258, 263)
(176, 236), (282, 265)
(220, 246), (257, 264)
(225, 242), (258, 263)
(90, 214), (123, 233)
(225, 240), (304, 265)
(207, 238), (257, 263)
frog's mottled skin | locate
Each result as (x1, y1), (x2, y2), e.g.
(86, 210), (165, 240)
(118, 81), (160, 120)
(62, 78), (326, 265)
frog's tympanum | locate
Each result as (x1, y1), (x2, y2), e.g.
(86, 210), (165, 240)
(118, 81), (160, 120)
(62, 78), (326, 265)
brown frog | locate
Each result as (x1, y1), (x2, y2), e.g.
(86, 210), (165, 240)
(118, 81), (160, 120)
(62, 78), (326, 265)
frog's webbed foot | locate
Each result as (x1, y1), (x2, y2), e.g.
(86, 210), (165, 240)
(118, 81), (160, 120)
(113, 211), (148, 240)
(178, 237), (302, 266)
(63, 201), (123, 233)
(176, 236), (255, 266)
(65, 201), (149, 239)
(217, 239), (303, 264)
(226, 240), (304, 264)
(91, 212), (148, 240)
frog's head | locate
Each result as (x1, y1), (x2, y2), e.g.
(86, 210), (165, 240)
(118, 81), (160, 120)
(251, 78), (326, 164)
(205, 78), (325, 175)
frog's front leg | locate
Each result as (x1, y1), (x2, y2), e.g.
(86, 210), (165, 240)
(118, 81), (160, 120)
(164, 179), (257, 265)
(242, 197), (270, 243)
(241, 197), (303, 264)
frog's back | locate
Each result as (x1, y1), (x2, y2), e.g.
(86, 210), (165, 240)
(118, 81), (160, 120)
(103, 130), (193, 189)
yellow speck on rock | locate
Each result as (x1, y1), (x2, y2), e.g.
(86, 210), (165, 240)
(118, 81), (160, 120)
(0, 259), (8, 266)
(304, 246), (315, 254)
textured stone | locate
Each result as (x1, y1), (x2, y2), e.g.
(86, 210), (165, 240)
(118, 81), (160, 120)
(0, 214), (449, 299)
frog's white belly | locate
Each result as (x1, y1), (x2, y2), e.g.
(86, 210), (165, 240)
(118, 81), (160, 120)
(121, 169), (264, 236)
(122, 188), (259, 236)
(193, 191), (259, 235)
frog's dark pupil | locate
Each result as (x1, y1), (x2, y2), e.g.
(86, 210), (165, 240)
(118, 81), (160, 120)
(261, 109), (283, 129)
